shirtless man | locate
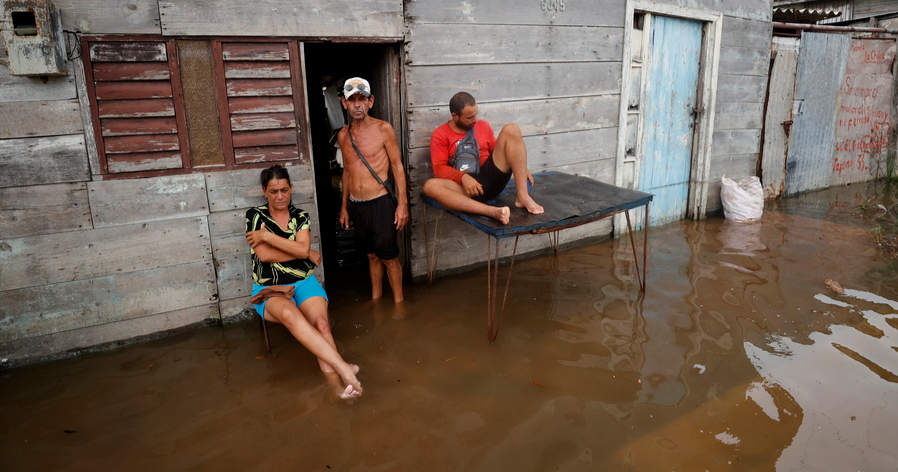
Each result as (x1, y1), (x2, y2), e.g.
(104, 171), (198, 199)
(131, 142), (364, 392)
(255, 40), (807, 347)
(423, 92), (543, 225)
(337, 77), (409, 304)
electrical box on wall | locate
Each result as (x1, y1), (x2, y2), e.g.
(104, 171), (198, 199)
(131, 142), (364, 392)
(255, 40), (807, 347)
(0, 0), (67, 76)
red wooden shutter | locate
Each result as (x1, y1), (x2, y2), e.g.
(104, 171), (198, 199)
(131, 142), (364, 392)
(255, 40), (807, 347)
(84, 40), (189, 174)
(220, 42), (308, 164)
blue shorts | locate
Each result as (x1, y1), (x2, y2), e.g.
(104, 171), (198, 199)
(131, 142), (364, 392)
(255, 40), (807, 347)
(252, 276), (328, 319)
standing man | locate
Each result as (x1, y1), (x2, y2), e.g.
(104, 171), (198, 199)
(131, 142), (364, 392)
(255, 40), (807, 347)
(423, 92), (543, 225)
(337, 77), (409, 304)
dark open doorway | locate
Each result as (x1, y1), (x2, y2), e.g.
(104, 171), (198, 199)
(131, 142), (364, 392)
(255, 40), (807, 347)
(303, 42), (405, 292)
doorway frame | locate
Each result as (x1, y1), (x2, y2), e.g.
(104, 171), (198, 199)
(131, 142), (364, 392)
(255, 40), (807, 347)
(616, 1), (722, 228)
(301, 41), (409, 284)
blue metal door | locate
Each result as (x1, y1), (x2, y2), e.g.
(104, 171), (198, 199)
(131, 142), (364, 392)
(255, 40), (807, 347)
(639, 15), (703, 226)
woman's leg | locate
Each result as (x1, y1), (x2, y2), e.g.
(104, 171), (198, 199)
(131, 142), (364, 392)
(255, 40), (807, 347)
(264, 297), (362, 395)
(296, 296), (340, 373)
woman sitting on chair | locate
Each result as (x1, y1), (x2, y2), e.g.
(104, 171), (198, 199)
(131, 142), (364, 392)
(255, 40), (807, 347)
(245, 164), (362, 400)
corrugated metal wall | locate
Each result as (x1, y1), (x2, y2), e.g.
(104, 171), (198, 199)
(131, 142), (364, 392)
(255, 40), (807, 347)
(785, 33), (851, 195)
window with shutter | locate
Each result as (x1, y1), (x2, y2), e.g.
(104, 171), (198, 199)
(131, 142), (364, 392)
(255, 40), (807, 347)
(219, 41), (309, 165)
(84, 40), (189, 174)
(81, 38), (309, 177)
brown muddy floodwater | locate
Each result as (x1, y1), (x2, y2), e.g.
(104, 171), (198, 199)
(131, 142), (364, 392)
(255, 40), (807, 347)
(3, 182), (898, 472)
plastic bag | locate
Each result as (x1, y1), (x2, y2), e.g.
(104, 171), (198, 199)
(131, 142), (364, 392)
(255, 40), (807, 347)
(720, 175), (763, 223)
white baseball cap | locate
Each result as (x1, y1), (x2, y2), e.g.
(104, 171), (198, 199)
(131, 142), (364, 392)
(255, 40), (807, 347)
(343, 77), (371, 98)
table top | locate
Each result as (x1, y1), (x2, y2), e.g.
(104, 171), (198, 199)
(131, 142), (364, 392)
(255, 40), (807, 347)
(422, 172), (654, 238)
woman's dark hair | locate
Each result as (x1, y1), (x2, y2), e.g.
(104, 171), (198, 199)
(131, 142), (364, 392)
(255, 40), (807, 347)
(260, 164), (291, 188)
(449, 92), (476, 116)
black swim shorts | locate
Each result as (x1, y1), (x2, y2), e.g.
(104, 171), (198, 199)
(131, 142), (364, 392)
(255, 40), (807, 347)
(348, 193), (400, 260)
(472, 154), (512, 203)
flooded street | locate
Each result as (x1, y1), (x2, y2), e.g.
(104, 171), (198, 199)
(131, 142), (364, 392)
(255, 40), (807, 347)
(3, 182), (898, 471)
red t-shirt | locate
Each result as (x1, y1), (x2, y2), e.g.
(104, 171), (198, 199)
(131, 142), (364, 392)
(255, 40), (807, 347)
(429, 120), (497, 185)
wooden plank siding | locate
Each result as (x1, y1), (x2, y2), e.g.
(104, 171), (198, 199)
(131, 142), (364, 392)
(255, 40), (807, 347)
(0, 262), (217, 343)
(87, 174), (209, 227)
(54, 0), (161, 34)
(1, 304), (216, 366)
(0, 72), (75, 102)
(0, 135), (90, 188)
(158, 0), (404, 38)
(405, 1), (627, 26)
(0, 99), (84, 139)
(702, 16), (771, 211)
(0, 183), (93, 239)
(0, 217), (212, 292)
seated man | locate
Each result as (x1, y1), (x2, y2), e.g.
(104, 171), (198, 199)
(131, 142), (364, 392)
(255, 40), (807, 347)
(423, 92), (543, 225)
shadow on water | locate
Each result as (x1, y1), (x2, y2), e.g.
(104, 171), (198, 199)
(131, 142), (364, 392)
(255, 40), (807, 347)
(2, 181), (898, 471)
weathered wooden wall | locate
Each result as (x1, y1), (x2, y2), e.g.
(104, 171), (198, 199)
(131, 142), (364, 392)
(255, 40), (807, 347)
(704, 15), (772, 210)
(157, 0), (403, 38)
(403, 0), (771, 278)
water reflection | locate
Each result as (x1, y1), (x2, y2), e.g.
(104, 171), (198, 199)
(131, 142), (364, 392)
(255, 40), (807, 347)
(745, 287), (898, 471)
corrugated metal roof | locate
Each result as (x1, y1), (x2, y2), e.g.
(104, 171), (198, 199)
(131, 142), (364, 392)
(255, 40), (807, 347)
(773, 7), (844, 23)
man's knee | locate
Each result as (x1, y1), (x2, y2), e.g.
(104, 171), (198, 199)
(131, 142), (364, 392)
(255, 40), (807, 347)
(423, 178), (437, 196)
(499, 123), (523, 140)
(423, 178), (448, 196)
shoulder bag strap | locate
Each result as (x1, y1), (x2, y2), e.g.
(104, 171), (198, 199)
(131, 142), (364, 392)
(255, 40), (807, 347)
(347, 126), (398, 202)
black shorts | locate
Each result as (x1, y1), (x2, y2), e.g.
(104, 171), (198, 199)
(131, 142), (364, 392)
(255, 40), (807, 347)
(472, 154), (512, 202)
(348, 193), (399, 260)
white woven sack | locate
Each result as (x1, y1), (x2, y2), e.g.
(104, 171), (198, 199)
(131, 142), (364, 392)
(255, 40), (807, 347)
(720, 175), (763, 223)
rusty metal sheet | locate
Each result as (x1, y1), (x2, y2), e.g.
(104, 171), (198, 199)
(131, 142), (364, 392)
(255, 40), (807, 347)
(831, 38), (896, 185)
(785, 32), (851, 196)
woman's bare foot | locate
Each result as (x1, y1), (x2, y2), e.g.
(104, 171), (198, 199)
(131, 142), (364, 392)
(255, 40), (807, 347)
(324, 370), (361, 403)
(340, 364), (362, 399)
(515, 195), (544, 214)
(339, 384), (362, 401)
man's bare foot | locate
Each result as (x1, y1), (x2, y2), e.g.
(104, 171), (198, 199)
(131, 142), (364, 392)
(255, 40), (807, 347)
(493, 206), (511, 225)
(391, 300), (407, 320)
(515, 195), (544, 214)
